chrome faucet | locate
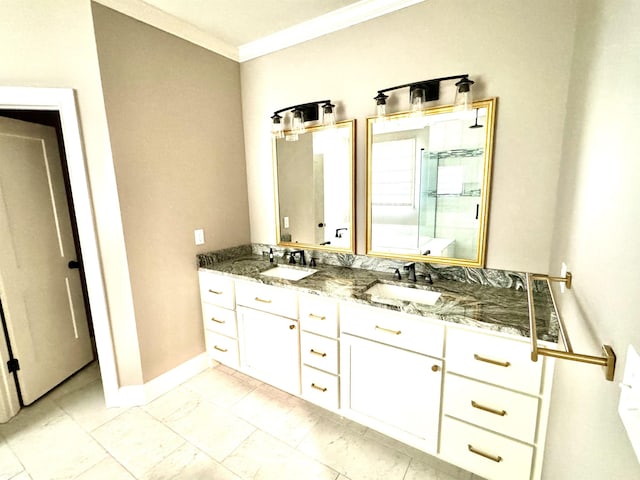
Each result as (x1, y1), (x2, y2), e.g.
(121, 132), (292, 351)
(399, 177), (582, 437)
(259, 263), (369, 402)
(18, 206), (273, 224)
(403, 262), (417, 282)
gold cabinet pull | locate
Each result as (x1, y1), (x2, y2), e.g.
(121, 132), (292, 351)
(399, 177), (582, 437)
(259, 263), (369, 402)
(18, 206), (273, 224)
(308, 313), (327, 320)
(468, 444), (503, 463)
(473, 353), (511, 368)
(431, 364), (440, 372)
(310, 349), (327, 357)
(289, 324), (296, 330)
(213, 345), (228, 353)
(211, 317), (225, 324)
(255, 297), (272, 304)
(311, 383), (327, 392)
(471, 400), (507, 417)
(375, 325), (401, 335)
(208, 289), (223, 295)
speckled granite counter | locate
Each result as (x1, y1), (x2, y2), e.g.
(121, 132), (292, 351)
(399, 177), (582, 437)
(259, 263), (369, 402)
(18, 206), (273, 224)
(198, 252), (559, 343)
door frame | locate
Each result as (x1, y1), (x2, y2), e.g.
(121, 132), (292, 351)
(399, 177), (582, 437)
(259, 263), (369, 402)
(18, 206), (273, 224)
(0, 86), (118, 420)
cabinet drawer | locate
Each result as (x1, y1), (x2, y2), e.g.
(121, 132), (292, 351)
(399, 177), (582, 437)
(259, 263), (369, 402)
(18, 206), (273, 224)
(301, 332), (339, 374)
(205, 330), (239, 369)
(440, 416), (534, 480)
(301, 366), (339, 410)
(202, 303), (237, 338)
(235, 281), (298, 319)
(199, 270), (235, 309)
(340, 302), (444, 357)
(300, 294), (339, 337)
(443, 374), (539, 443)
(446, 328), (543, 395)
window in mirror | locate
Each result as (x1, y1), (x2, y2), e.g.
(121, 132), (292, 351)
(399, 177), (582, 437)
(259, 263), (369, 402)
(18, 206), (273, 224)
(366, 99), (496, 267)
(274, 120), (355, 253)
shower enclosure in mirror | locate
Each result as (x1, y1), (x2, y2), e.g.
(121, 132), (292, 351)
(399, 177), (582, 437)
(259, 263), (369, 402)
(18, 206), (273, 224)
(274, 120), (355, 253)
(366, 99), (496, 267)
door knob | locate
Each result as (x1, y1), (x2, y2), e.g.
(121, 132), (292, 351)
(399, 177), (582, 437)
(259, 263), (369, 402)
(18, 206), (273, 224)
(68, 260), (80, 269)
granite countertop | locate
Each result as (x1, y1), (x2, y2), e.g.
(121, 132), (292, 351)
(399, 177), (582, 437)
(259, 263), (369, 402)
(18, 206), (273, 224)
(199, 255), (559, 343)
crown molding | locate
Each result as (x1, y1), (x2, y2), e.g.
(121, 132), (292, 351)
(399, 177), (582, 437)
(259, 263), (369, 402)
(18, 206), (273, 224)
(238, 0), (425, 62)
(93, 0), (425, 63)
(93, 0), (239, 61)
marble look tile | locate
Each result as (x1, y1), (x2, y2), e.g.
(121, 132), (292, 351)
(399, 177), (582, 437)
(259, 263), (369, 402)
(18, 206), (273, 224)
(404, 458), (467, 480)
(73, 457), (135, 480)
(223, 429), (339, 480)
(91, 408), (184, 478)
(162, 397), (255, 462)
(298, 416), (411, 480)
(44, 362), (101, 402)
(0, 400), (106, 480)
(0, 437), (23, 480)
(181, 367), (256, 408)
(7, 472), (31, 480)
(142, 385), (202, 422)
(141, 443), (240, 480)
(231, 383), (321, 447)
(54, 379), (126, 432)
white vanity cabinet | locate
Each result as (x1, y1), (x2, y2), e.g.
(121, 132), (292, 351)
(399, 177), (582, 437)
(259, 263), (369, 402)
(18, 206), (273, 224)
(236, 281), (301, 395)
(198, 270), (239, 368)
(441, 327), (554, 480)
(339, 302), (445, 455)
(299, 294), (340, 410)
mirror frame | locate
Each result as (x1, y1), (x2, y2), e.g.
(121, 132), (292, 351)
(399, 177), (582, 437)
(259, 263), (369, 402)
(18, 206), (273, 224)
(365, 98), (496, 267)
(273, 119), (356, 253)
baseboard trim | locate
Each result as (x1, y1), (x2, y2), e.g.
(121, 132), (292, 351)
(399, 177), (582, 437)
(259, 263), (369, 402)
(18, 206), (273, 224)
(117, 353), (209, 406)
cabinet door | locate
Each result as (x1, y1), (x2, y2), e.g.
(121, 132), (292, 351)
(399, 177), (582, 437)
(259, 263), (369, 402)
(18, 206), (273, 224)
(341, 334), (442, 453)
(237, 306), (300, 395)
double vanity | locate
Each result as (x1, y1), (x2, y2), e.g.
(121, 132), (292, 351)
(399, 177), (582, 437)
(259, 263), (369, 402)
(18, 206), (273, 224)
(197, 252), (559, 480)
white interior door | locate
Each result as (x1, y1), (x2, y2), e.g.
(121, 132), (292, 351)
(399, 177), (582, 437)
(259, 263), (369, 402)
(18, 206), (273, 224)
(0, 116), (93, 406)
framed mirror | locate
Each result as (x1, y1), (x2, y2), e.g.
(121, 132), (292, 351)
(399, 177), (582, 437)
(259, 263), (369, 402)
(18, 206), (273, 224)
(274, 119), (355, 252)
(366, 99), (496, 267)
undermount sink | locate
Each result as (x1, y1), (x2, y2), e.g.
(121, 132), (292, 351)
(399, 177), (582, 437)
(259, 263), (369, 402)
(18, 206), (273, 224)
(259, 265), (317, 281)
(365, 282), (441, 306)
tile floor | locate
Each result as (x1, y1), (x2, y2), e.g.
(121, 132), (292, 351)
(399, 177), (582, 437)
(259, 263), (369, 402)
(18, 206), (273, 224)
(0, 362), (486, 480)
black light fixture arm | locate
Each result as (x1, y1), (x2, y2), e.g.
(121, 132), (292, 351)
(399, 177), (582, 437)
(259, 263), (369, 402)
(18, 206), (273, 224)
(272, 100), (331, 117)
(376, 74), (470, 96)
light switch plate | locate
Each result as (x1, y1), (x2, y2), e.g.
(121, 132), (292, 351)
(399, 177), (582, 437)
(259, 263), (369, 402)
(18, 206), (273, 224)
(194, 228), (205, 246)
(283, 216), (289, 228)
(619, 344), (640, 464)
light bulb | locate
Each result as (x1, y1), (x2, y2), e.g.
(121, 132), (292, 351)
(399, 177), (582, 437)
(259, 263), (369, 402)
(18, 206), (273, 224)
(323, 103), (336, 127)
(454, 77), (475, 113)
(411, 87), (425, 113)
(291, 110), (305, 135)
(271, 113), (284, 139)
(374, 92), (388, 118)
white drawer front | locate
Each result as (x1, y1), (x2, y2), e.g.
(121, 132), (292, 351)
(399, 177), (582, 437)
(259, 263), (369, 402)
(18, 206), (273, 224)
(446, 328), (543, 395)
(441, 416), (534, 480)
(205, 330), (239, 369)
(300, 294), (339, 337)
(340, 302), (444, 357)
(235, 281), (298, 319)
(199, 270), (235, 309)
(202, 303), (237, 338)
(301, 366), (339, 410)
(301, 332), (339, 374)
(444, 374), (539, 443)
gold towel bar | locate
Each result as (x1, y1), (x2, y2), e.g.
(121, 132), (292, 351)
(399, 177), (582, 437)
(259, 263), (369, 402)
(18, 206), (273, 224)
(526, 272), (616, 381)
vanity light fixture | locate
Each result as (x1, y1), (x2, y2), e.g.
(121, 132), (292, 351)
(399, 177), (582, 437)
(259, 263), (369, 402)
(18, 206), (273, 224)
(374, 74), (475, 117)
(271, 100), (336, 141)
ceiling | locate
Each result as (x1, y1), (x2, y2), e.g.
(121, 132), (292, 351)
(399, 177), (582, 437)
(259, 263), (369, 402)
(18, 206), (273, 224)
(139, 0), (362, 47)
(103, 0), (425, 61)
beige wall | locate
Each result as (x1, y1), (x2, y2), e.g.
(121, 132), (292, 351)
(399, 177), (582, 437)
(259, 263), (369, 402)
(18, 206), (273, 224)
(241, 0), (578, 273)
(544, 0), (640, 478)
(92, 4), (250, 382)
(0, 0), (143, 386)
